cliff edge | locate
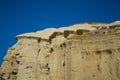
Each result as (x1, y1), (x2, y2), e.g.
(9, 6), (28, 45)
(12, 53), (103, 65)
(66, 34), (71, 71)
(0, 21), (120, 80)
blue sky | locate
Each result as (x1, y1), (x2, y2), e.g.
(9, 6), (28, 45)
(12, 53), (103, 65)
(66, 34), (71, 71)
(0, 0), (120, 65)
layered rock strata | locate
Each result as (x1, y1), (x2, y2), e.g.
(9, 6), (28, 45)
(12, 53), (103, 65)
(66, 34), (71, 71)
(0, 21), (120, 80)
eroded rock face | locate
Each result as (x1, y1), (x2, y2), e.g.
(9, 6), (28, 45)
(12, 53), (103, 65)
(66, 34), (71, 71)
(0, 21), (120, 80)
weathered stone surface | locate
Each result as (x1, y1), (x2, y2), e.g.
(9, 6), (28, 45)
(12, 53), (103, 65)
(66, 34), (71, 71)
(0, 21), (120, 80)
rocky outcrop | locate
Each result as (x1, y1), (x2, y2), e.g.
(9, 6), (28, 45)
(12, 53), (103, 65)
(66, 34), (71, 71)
(0, 21), (120, 80)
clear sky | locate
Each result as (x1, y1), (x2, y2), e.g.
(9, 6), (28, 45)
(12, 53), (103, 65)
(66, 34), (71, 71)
(0, 0), (120, 66)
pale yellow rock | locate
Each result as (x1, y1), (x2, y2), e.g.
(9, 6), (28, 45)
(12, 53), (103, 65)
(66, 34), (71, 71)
(110, 21), (120, 25)
(0, 21), (120, 80)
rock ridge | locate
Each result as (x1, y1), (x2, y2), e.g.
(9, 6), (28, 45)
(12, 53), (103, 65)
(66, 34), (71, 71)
(16, 21), (120, 41)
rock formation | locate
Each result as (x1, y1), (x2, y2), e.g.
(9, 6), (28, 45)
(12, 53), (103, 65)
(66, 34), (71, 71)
(0, 21), (120, 80)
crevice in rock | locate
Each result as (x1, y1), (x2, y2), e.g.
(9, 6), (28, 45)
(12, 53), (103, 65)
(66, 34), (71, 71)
(37, 49), (41, 56)
(76, 29), (90, 35)
(97, 64), (101, 72)
(49, 32), (64, 43)
(109, 25), (120, 29)
(95, 50), (101, 54)
(19, 56), (22, 58)
(60, 43), (66, 48)
(12, 71), (17, 75)
(25, 65), (32, 69)
(64, 30), (75, 38)
(50, 48), (54, 53)
(15, 53), (20, 56)
(103, 49), (113, 54)
(63, 62), (65, 67)
(38, 39), (41, 43)
(16, 61), (20, 64)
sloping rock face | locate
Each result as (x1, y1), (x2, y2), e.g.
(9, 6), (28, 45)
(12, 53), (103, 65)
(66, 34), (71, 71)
(0, 21), (120, 80)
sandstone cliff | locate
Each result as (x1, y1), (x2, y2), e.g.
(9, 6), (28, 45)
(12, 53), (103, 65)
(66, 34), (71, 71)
(0, 21), (120, 80)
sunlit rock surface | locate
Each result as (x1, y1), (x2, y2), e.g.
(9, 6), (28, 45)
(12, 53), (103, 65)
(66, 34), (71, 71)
(0, 21), (120, 80)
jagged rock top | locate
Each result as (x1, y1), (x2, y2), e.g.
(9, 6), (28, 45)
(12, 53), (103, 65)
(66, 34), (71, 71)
(16, 21), (120, 40)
